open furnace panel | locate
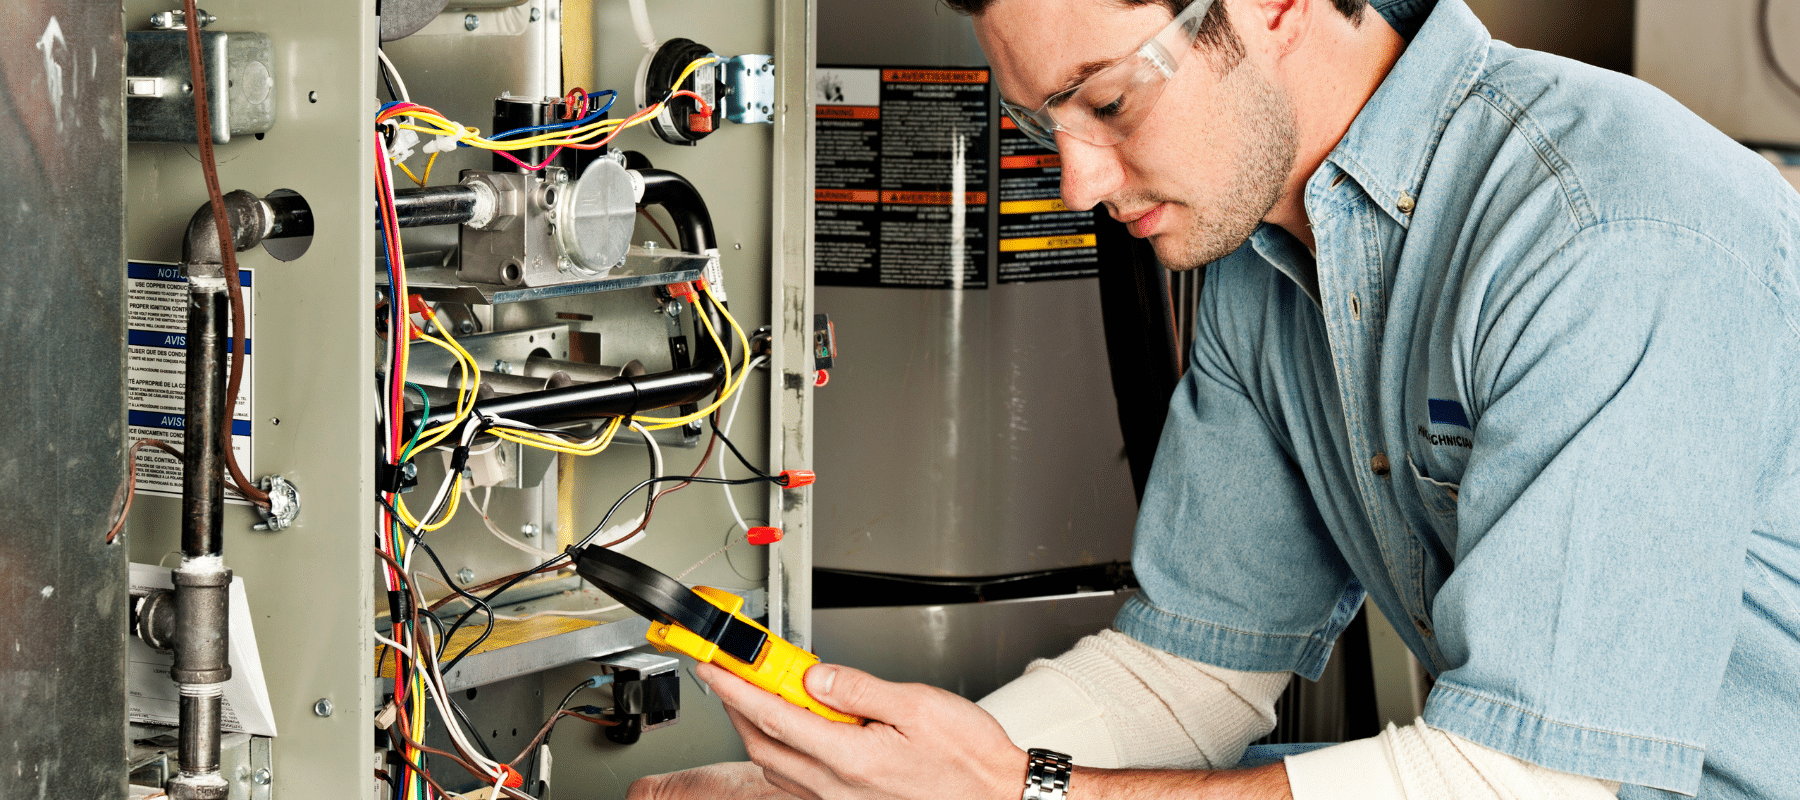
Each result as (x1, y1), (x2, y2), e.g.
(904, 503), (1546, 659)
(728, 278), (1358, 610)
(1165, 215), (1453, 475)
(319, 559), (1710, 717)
(113, 0), (816, 797)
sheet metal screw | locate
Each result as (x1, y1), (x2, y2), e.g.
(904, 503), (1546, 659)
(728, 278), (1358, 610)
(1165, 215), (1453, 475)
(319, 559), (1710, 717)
(252, 769), (271, 786)
(521, 523), (539, 538)
(493, 360), (515, 374)
(530, 7), (541, 21)
(666, 300), (684, 318)
(458, 568), (476, 584)
(464, 14), (480, 30)
(313, 698), (333, 717)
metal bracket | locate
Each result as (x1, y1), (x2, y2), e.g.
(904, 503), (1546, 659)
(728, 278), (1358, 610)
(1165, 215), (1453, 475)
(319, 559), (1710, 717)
(251, 475), (299, 531)
(723, 55), (775, 125)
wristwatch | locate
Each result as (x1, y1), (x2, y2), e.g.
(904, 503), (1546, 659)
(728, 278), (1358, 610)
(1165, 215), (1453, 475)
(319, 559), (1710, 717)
(1022, 748), (1073, 800)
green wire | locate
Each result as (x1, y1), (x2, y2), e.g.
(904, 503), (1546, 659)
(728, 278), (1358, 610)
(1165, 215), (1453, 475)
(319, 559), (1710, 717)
(398, 383), (430, 463)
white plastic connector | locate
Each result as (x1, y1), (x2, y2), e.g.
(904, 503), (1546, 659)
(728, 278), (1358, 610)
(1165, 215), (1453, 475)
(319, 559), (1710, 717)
(389, 128), (421, 163)
(423, 133), (462, 155)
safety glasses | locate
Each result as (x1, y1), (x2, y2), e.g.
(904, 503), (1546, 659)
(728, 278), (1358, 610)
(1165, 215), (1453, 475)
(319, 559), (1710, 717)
(1000, 0), (1215, 152)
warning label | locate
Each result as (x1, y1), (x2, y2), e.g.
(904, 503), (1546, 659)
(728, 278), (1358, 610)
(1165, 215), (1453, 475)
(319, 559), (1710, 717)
(996, 116), (1099, 283)
(815, 66), (990, 289)
(126, 261), (254, 503)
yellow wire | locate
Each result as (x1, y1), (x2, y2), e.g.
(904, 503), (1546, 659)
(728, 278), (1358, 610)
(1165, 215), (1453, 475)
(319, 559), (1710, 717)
(636, 288), (751, 431)
(420, 151), (438, 186)
(396, 159), (426, 187)
(408, 329), (481, 454)
(397, 473), (462, 532)
(394, 56), (719, 153)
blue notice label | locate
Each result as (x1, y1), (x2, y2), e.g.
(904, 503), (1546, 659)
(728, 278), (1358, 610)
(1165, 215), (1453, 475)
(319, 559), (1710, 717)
(127, 261), (254, 286)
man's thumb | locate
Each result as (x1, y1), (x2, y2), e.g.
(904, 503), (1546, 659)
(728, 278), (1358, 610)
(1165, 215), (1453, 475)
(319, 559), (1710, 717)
(803, 663), (892, 722)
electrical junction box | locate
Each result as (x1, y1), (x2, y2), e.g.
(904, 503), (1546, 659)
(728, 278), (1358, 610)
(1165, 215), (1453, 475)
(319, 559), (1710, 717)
(126, 30), (275, 144)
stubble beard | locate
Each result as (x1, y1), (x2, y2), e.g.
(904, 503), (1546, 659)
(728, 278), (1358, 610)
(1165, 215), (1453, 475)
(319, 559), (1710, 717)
(1146, 62), (1298, 271)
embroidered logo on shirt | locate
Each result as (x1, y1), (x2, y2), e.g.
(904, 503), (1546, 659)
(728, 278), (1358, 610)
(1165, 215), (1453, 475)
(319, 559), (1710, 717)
(1418, 399), (1472, 449)
(1427, 399), (1471, 428)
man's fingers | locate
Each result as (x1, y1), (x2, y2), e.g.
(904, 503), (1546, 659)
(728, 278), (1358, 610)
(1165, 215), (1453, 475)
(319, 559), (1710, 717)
(624, 762), (796, 800)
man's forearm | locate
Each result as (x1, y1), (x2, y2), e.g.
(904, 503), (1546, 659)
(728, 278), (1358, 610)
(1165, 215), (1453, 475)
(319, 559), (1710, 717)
(1071, 762), (1292, 800)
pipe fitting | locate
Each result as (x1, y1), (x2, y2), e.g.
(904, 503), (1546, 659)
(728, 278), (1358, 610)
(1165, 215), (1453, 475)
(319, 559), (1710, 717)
(181, 190), (273, 278)
(170, 567), (232, 685)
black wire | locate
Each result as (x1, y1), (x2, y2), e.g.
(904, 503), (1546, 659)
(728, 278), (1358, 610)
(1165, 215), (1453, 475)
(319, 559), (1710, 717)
(708, 419), (776, 482)
(446, 694), (498, 763)
(377, 46), (402, 103)
(433, 472), (781, 675)
(374, 495), (497, 668)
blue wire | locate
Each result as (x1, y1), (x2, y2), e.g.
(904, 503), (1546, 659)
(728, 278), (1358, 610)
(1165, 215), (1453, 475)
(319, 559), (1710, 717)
(488, 90), (618, 141)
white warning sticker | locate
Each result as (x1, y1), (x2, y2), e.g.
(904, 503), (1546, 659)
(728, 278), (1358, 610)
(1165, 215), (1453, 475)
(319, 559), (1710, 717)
(125, 261), (254, 503)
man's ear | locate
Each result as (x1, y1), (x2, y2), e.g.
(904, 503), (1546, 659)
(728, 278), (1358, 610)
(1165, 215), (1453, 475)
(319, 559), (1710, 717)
(1239, 0), (1312, 57)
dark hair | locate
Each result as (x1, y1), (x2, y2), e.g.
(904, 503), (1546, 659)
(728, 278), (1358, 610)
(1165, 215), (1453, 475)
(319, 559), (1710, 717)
(941, 0), (1370, 54)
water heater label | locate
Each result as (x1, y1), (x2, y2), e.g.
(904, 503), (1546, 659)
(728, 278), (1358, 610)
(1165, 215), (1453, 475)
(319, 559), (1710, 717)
(125, 261), (254, 503)
(815, 66), (991, 289)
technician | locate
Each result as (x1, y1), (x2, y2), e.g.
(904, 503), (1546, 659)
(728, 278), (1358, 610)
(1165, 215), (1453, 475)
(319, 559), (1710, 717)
(632, 0), (1800, 798)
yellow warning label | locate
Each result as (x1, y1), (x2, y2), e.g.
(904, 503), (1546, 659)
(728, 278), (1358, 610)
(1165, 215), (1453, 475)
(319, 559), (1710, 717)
(999, 199), (1070, 215)
(998, 234), (1097, 253)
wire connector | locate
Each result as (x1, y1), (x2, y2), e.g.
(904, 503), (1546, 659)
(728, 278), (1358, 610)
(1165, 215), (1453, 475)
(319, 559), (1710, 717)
(746, 526), (783, 545)
(389, 127), (421, 163)
(777, 470), (815, 488)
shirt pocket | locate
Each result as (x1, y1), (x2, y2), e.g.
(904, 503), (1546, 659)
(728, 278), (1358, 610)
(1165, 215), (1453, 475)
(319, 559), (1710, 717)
(1408, 453), (1460, 532)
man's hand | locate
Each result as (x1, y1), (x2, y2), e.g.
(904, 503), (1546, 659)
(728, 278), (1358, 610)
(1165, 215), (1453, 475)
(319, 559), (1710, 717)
(703, 661), (1027, 800)
(626, 761), (797, 800)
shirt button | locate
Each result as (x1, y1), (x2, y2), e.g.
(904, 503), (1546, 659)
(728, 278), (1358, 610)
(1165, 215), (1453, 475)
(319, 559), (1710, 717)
(1370, 452), (1391, 477)
(1397, 193), (1416, 214)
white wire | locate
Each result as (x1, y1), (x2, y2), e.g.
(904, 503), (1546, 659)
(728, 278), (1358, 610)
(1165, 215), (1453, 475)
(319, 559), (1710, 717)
(374, 632), (413, 658)
(630, 420), (665, 483)
(717, 355), (768, 535)
(377, 48), (411, 103)
(469, 602), (625, 622)
(465, 484), (560, 559)
(412, 621), (507, 777)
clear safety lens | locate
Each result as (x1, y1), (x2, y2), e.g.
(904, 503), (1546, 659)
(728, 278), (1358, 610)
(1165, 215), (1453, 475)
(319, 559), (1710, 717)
(1001, 0), (1212, 152)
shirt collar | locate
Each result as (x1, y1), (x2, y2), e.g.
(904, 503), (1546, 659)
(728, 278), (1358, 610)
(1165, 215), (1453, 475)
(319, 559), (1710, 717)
(1316, 0), (1491, 228)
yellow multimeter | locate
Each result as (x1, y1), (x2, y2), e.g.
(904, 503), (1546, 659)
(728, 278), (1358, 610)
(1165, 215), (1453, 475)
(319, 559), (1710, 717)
(574, 545), (863, 724)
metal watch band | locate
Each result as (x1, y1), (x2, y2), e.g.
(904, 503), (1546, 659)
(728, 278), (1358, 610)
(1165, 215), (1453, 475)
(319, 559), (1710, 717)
(1023, 748), (1073, 800)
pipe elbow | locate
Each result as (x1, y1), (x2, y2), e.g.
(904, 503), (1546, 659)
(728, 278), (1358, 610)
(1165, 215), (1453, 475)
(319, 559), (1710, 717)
(181, 190), (275, 277)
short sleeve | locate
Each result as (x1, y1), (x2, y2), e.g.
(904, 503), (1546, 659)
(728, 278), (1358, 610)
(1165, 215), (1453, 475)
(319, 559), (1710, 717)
(1115, 262), (1364, 681)
(1421, 222), (1793, 793)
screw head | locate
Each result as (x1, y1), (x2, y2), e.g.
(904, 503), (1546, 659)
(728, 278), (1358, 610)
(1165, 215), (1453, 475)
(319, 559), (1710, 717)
(457, 568), (475, 584)
(463, 13), (479, 30)
(492, 360), (515, 375)
(252, 768), (271, 786)
(313, 698), (333, 717)
(666, 300), (684, 318)
(530, 7), (541, 21)
(520, 523), (539, 538)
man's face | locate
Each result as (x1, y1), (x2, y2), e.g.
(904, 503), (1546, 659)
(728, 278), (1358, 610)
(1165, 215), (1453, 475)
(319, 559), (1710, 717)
(975, 0), (1298, 269)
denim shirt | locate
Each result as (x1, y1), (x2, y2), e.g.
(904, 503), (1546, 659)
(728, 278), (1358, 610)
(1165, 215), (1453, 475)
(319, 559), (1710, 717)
(1113, 1), (1800, 796)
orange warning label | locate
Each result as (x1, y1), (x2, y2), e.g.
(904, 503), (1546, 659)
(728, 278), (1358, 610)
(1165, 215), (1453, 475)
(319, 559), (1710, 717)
(882, 69), (989, 84)
(816, 189), (879, 203)
(817, 106), (880, 120)
(880, 190), (989, 206)
(1001, 154), (1062, 170)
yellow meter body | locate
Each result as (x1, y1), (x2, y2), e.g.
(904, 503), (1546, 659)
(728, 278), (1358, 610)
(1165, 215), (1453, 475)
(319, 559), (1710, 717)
(644, 585), (862, 724)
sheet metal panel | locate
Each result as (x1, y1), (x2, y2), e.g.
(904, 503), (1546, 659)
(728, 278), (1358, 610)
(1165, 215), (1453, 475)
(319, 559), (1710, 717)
(0, 1), (128, 796)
